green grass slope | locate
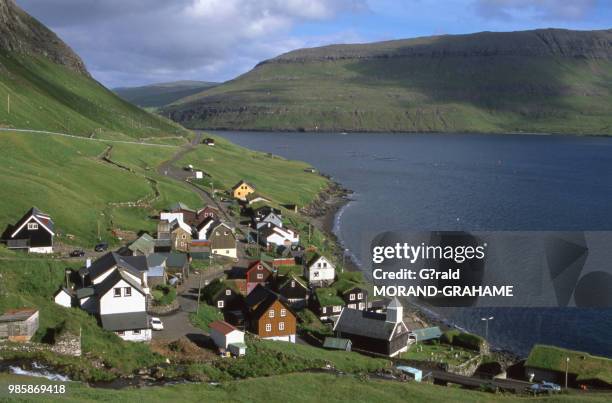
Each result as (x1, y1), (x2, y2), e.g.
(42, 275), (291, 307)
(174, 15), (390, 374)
(0, 131), (201, 247)
(114, 81), (218, 109)
(164, 28), (612, 135)
(0, 53), (187, 140)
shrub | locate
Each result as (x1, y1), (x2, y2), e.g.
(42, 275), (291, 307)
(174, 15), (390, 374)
(442, 330), (484, 352)
(153, 285), (176, 306)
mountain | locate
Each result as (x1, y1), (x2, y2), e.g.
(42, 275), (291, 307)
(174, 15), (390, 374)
(163, 28), (612, 135)
(114, 80), (218, 109)
(0, 0), (185, 139)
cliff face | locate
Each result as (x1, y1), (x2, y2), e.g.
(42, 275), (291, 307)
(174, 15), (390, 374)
(0, 0), (89, 76)
(263, 29), (612, 65)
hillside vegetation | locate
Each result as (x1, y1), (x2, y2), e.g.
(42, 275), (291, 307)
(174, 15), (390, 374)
(114, 81), (218, 109)
(164, 28), (612, 135)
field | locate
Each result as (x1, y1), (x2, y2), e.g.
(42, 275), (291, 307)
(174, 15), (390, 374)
(183, 134), (328, 207)
(2, 372), (612, 402)
(0, 131), (200, 247)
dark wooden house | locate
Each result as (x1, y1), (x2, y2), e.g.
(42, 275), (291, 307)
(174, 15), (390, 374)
(274, 274), (309, 308)
(2, 207), (54, 254)
(245, 285), (296, 343)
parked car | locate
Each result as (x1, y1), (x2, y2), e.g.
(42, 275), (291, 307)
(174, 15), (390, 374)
(69, 249), (85, 257)
(151, 317), (164, 331)
(94, 242), (109, 252)
(528, 382), (561, 395)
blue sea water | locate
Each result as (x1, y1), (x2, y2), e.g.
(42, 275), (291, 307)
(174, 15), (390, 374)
(213, 131), (612, 357)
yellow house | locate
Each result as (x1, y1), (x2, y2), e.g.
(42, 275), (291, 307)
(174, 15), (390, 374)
(232, 180), (255, 200)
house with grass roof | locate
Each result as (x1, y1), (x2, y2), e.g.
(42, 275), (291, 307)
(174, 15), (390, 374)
(334, 279), (368, 311)
(203, 279), (244, 312)
(311, 287), (345, 321)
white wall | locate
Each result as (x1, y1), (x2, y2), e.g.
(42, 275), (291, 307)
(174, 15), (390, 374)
(54, 291), (72, 308)
(99, 279), (146, 315)
(307, 257), (335, 283)
(212, 248), (237, 259)
(160, 212), (184, 224)
(117, 329), (152, 342)
(262, 334), (296, 343)
(29, 246), (53, 254)
(92, 267), (116, 285)
(211, 329), (244, 349)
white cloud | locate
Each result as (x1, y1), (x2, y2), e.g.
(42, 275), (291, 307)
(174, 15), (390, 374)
(16, 0), (368, 87)
(475, 0), (597, 21)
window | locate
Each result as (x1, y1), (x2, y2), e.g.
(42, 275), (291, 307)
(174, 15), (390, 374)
(278, 322), (285, 331)
(268, 310), (275, 318)
(182, 234), (186, 239)
(291, 280), (295, 288)
(358, 303), (365, 310)
(322, 307), (326, 314)
(225, 289), (231, 296)
(114, 288), (122, 297)
(27, 222), (38, 230)
(133, 329), (140, 335)
(333, 306), (341, 313)
(124, 287), (131, 297)
(349, 294), (355, 301)
(349, 304), (356, 309)
(218, 300), (224, 308)
(117, 331), (125, 336)
(323, 262), (327, 268)
(358, 293), (363, 300)
(280, 309), (287, 317)
(313, 272), (319, 278)
(257, 273), (263, 280)
(265, 323), (272, 332)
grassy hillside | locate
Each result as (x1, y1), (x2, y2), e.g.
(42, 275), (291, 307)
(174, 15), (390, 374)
(527, 345), (612, 385)
(2, 372), (612, 402)
(179, 135), (328, 207)
(114, 81), (218, 109)
(0, 131), (200, 247)
(164, 29), (612, 135)
(0, 53), (187, 140)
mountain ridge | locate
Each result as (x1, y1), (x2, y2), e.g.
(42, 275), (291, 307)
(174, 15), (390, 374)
(164, 28), (612, 135)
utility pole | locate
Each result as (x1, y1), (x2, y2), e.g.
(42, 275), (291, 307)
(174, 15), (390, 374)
(7, 94), (10, 114)
(565, 357), (570, 389)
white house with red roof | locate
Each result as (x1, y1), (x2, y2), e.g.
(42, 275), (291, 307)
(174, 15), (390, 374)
(209, 320), (246, 356)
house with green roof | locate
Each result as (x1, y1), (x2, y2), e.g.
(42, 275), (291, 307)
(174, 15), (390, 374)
(274, 274), (309, 308)
(203, 279), (244, 312)
(310, 287), (345, 321)
(333, 279), (369, 311)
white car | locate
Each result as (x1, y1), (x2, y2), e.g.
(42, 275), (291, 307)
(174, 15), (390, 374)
(151, 317), (164, 331)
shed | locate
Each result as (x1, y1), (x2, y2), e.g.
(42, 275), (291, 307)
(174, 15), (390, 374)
(323, 337), (352, 351)
(410, 326), (443, 343)
(228, 342), (247, 356)
(396, 366), (423, 382)
(53, 287), (74, 308)
(0, 308), (39, 342)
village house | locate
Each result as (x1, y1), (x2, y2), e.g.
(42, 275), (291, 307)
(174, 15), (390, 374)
(73, 253), (152, 341)
(208, 222), (237, 258)
(333, 298), (411, 357)
(166, 219), (192, 253)
(54, 287), (75, 308)
(311, 287), (345, 321)
(1, 207), (54, 254)
(252, 205), (281, 222)
(335, 282), (368, 311)
(164, 252), (190, 278)
(255, 212), (283, 229)
(127, 233), (156, 256)
(168, 202), (197, 225)
(232, 180), (256, 201)
(305, 255), (336, 287)
(258, 223), (299, 249)
(0, 308), (39, 342)
(245, 285), (296, 343)
(244, 260), (275, 295)
(323, 337), (352, 352)
(144, 254), (167, 287)
(194, 205), (220, 226)
(194, 217), (216, 240)
(246, 194), (271, 205)
(274, 274), (309, 308)
(203, 279), (244, 311)
(209, 320), (247, 356)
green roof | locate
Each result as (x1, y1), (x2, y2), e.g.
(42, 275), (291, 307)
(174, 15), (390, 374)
(315, 287), (344, 307)
(323, 337), (351, 350)
(203, 278), (241, 301)
(169, 202), (194, 212)
(333, 279), (366, 295)
(411, 327), (443, 342)
(526, 345), (612, 385)
(278, 274), (307, 290)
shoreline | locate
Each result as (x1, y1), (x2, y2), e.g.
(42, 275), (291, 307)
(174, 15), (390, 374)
(208, 128), (612, 138)
(302, 177), (524, 363)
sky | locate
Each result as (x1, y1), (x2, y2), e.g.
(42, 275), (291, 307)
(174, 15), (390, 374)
(17, 0), (612, 88)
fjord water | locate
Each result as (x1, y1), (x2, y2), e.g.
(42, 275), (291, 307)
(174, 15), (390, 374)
(214, 131), (612, 357)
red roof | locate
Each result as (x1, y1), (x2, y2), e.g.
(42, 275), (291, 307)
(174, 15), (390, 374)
(209, 320), (238, 335)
